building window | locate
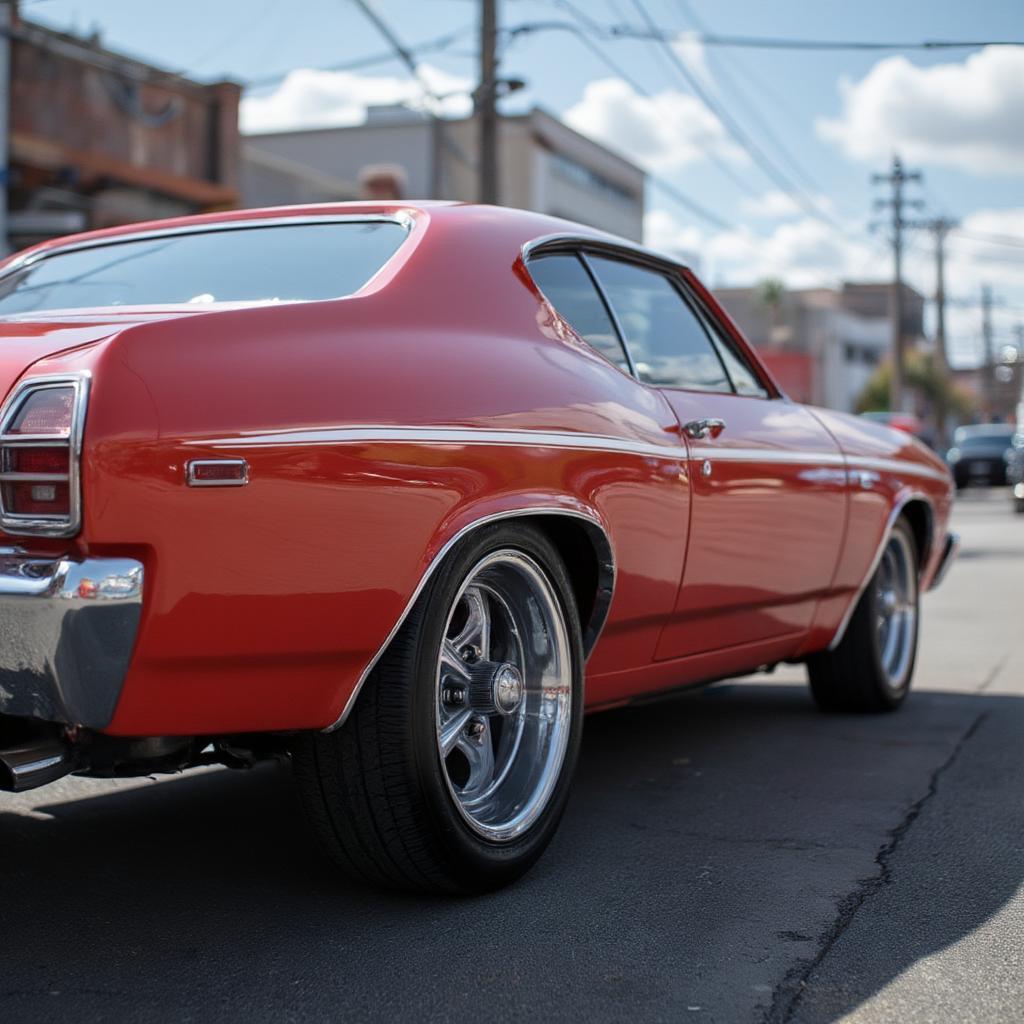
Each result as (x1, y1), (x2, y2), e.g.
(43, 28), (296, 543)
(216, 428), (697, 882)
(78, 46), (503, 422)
(548, 152), (636, 205)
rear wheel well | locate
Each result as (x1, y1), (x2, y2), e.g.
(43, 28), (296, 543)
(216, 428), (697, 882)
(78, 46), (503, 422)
(900, 499), (933, 571)
(523, 514), (614, 658)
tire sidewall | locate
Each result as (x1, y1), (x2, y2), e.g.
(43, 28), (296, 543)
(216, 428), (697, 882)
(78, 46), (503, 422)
(865, 519), (919, 706)
(406, 522), (585, 890)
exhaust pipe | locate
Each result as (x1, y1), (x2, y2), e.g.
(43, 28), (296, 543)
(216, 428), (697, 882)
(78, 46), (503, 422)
(0, 739), (77, 792)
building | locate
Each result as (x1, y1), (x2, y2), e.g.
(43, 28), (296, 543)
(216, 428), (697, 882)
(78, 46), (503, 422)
(240, 146), (357, 208)
(243, 106), (645, 241)
(714, 282), (925, 412)
(1, 4), (241, 252)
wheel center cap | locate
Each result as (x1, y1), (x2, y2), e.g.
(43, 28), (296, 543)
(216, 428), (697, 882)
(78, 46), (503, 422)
(493, 664), (524, 714)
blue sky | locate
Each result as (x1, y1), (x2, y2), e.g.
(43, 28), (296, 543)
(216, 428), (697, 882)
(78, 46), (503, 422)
(27, 0), (1024, 366)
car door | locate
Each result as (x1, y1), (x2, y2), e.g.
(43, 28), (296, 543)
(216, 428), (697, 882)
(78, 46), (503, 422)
(583, 254), (847, 659)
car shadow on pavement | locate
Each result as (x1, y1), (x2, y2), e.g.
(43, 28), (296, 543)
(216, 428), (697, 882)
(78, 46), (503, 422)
(0, 681), (1019, 1024)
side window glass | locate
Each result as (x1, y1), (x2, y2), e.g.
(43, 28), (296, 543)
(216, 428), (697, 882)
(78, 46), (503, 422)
(527, 254), (630, 371)
(585, 256), (731, 391)
(697, 308), (769, 398)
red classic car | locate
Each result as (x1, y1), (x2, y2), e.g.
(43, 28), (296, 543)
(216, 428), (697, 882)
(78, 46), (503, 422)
(0, 202), (957, 893)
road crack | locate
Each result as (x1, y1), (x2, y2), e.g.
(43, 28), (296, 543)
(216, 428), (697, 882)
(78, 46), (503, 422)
(761, 710), (988, 1024)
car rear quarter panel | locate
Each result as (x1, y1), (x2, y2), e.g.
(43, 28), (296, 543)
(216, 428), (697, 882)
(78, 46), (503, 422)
(80, 209), (691, 735)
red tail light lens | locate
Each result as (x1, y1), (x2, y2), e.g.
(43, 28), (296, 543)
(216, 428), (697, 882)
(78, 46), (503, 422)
(7, 446), (70, 475)
(0, 378), (87, 536)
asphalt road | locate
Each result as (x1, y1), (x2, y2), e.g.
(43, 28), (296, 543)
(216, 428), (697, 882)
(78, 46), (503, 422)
(1, 488), (1021, 1024)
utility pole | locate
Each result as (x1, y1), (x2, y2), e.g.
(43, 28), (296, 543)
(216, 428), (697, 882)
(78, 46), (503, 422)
(903, 216), (957, 443)
(981, 284), (995, 417)
(872, 156), (923, 412)
(477, 0), (499, 205)
(0, 1), (12, 256)
(922, 217), (956, 377)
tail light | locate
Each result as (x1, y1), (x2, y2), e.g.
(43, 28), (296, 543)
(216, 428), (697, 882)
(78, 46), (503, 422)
(0, 374), (89, 536)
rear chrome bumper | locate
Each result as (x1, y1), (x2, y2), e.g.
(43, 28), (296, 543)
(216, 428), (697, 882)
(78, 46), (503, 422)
(0, 550), (143, 729)
(928, 532), (960, 591)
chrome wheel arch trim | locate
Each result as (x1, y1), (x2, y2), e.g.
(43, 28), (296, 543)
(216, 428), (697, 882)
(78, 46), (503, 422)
(826, 490), (934, 652)
(324, 505), (615, 732)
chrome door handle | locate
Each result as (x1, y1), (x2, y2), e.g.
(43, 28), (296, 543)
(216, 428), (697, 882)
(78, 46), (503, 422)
(683, 417), (726, 440)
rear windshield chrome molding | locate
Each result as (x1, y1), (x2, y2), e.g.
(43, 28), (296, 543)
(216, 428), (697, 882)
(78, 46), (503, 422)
(0, 212), (415, 280)
(324, 506), (615, 733)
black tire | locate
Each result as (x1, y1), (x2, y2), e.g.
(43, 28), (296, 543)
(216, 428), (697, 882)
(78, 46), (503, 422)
(291, 522), (584, 895)
(1014, 498), (1024, 515)
(806, 518), (919, 712)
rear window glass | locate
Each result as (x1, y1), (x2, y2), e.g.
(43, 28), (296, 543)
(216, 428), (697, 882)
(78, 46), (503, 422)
(0, 220), (407, 315)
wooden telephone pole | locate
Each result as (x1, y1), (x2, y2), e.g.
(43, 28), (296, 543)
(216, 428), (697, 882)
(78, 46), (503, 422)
(477, 0), (499, 204)
(872, 156), (923, 412)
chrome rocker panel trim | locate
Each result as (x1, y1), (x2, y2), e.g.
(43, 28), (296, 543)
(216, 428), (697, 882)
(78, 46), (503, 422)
(0, 550), (144, 729)
(325, 506), (615, 732)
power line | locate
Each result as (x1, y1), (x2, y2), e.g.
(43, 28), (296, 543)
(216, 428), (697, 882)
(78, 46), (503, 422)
(515, 6), (734, 230)
(608, 25), (1024, 51)
(243, 27), (472, 89)
(953, 229), (1024, 249)
(668, 0), (828, 200)
(625, 0), (842, 229)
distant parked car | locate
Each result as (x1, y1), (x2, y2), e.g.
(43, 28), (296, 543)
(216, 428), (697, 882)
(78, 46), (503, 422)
(1007, 430), (1024, 513)
(946, 424), (1016, 489)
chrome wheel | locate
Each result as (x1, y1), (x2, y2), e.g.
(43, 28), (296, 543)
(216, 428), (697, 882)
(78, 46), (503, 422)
(875, 528), (917, 688)
(435, 549), (573, 843)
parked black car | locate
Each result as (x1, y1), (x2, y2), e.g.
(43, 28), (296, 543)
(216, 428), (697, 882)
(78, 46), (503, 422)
(946, 424), (1016, 490)
(1007, 430), (1024, 513)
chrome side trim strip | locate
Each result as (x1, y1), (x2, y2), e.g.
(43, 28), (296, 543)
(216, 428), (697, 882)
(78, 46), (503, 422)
(191, 426), (686, 461)
(844, 454), (951, 484)
(826, 490), (933, 651)
(324, 506), (615, 733)
(189, 425), (952, 482)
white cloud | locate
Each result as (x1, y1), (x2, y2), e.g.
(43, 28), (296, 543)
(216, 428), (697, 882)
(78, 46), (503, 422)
(740, 190), (835, 220)
(670, 31), (713, 90)
(241, 64), (473, 134)
(564, 78), (744, 172)
(817, 46), (1024, 174)
(644, 207), (880, 288)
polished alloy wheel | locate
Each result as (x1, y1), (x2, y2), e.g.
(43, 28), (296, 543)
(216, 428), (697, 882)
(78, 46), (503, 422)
(435, 549), (572, 842)
(875, 528), (917, 687)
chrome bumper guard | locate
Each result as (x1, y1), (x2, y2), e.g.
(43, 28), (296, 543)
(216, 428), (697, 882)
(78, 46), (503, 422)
(0, 550), (143, 729)
(928, 532), (959, 591)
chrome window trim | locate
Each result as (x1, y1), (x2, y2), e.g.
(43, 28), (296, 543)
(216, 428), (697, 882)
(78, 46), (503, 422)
(324, 506), (615, 733)
(0, 212), (415, 280)
(522, 233), (779, 399)
(0, 372), (90, 538)
(826, 491), (934, 651)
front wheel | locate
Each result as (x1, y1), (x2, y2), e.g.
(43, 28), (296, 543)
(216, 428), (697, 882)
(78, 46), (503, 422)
(292, 523), (583, 894)
(807, 518), (919, 712)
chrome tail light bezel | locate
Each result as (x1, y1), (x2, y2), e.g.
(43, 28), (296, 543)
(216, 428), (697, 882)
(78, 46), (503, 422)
(0, 372), (91, 537)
